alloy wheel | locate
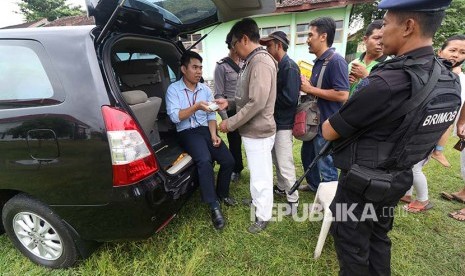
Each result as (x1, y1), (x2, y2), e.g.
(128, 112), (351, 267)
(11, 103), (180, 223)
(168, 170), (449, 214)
(12, 212), (63, 261)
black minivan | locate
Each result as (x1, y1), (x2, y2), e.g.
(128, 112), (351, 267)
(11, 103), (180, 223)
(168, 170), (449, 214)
(0, 0), (275, 268)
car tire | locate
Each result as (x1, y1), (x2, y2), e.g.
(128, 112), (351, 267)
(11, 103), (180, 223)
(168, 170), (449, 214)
(2, 194), (80, 268)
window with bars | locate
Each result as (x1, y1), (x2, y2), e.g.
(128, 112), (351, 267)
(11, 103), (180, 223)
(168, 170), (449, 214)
(260, 25), (291, 38)
(180, 34), (203, 52)
(295, 20), (344, 45)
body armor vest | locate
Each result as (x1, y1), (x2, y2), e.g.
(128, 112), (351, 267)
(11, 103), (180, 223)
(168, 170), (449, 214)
(334, 56), (461, 171)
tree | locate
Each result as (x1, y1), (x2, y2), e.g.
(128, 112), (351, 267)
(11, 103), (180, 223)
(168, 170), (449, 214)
(434, 0), (465, 49)
(348, 0), (383, 43)
(7, 118), (73, 139)
(349, 0), (465, 50)
(17, 0), (84, 22)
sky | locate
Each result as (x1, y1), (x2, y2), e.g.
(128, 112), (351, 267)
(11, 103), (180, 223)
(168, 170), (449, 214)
(0, 0), (86, 28)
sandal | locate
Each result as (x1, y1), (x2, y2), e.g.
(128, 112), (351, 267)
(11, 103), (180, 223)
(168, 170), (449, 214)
(451, 194), (465, 204)
(440, 191), (454, 200)
(441, 192), (465, 203)
(448, 210), (465, 221)
(431, 152), (451, 167)
(403, 202), (433, 213)
(400, 195), (412, 203)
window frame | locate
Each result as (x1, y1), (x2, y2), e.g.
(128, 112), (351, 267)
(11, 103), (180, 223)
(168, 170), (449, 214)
(180, 33), (203, 52)
(259, 25), (291, 38)
(295, 20), (344, 45)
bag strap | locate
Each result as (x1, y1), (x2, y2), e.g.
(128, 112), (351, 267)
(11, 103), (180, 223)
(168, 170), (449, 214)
(312, 52), (335, 103)
(300, 51), (335, 104)
(223, 57), (241, 74)
(316, 52), (334, 88)
(332, 58), (442, 153)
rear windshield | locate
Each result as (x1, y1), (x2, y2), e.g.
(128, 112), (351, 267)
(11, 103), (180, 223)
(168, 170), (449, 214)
(126, 0), (216, 25)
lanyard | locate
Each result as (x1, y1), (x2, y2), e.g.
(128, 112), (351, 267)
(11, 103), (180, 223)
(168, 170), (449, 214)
(184, 89), (198, 107)
(184, 88), (199, 128)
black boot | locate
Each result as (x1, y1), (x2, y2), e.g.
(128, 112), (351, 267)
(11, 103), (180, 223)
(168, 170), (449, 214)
(210, 207), (225, 230)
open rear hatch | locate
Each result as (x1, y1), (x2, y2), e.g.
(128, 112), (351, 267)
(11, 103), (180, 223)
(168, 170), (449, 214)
(86, 0), (276, 41)
(88, 0), (276, 177)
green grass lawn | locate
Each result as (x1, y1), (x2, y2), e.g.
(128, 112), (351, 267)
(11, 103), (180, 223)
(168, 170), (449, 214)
(1, 138), (464, 275)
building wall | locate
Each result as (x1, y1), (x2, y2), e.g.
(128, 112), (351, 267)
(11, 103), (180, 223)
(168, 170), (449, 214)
(198, 5), (352, 80)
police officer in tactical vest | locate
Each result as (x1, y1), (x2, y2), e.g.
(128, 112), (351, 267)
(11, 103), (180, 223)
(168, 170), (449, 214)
(321, 0), (461, 275)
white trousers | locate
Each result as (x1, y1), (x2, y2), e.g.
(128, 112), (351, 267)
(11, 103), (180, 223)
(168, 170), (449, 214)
(243, 135), (275, 221)
(272, 129), (299, 203)
(405, 158), (429, 201)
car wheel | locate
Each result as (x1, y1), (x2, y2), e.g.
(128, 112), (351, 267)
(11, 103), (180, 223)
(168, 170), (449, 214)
(2, 194), (80, 268)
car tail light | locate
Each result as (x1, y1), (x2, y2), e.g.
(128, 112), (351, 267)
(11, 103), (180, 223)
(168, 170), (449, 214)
(102, 106), (158, 187)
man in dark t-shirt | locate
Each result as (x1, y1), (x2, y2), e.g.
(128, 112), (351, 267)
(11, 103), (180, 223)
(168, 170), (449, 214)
(299, 17), (349, 192)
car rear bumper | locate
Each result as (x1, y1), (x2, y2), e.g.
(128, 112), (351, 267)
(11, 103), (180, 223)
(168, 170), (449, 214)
(52, 169), (196, 241)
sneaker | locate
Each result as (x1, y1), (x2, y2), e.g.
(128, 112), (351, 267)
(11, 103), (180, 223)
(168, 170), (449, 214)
(298, 184), (317, 192)
(273, 185), (286, 197)
(247, 220), (268, 234)
(231, 172), (241, 182)
(284, 201), (299, 216)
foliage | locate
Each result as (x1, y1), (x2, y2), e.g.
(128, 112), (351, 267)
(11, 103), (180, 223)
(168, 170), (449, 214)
(349, 0), (465, 50)
(17, 0), (84, 22)
(155, 0), (216, 23)
(434, 0), (465, 49)
(349, 0), (383, 41)
(346, 40), (359, 55)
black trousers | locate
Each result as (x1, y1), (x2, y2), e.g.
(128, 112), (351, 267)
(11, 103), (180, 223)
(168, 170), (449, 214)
(178, 126), (235, 204)
(226, 110), (243, 173)
(329, 169), (413, 276)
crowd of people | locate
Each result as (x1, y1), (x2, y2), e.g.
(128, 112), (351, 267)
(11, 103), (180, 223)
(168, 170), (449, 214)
(165, 0), (464, 274)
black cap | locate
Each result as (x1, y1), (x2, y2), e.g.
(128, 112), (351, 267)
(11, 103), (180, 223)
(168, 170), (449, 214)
(259, 31), (289, 47)
(378, 0), (452, 11)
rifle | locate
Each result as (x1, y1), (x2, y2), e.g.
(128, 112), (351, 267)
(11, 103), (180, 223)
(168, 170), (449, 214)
(288, 141), (332, 195)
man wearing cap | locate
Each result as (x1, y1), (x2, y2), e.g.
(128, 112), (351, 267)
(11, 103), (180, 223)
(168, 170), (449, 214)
(299, 17), (349, 192)
(321, 0), (458, 274)
(214, 31), (244, 183)
(260, 31), (301, 215)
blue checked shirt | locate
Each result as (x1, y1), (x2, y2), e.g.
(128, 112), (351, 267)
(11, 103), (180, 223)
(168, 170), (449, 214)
(166, 78), (216, 132)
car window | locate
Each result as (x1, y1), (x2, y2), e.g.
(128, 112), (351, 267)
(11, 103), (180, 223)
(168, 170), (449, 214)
(124, 0), (216, 25)
(116, 53), (159, 60)
(0, 46), (53, 100)
(115, 52), (177, 82)
(0, 40), (64, 108)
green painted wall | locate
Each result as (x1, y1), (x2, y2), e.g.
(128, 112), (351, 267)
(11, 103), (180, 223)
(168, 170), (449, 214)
(199, 5), (352, 80)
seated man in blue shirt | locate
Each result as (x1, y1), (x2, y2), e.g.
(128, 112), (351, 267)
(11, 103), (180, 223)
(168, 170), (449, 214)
(166, 50), (236, 230)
